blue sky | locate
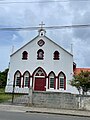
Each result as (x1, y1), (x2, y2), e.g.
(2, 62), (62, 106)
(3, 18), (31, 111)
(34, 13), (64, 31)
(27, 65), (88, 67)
(0, 0), (90, 71)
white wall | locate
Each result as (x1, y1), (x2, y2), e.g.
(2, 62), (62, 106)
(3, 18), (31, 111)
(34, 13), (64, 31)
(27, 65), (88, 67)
(6, 35), (76, 93)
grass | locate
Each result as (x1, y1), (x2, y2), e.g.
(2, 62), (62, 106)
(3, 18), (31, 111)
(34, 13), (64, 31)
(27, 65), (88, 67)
(0, 88), (12, 103)
(0, 88), (24, 103)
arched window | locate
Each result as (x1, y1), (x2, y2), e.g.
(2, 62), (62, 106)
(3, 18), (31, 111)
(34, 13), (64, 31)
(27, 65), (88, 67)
(58, 72), (66, 90)
(48, 72), (55, 89)
(23, 71), (30, 88)
(35, 69), (45, 76)
(14, 71), (21, 87)
(33, 67), (46, 77)
(22, 51), (28, 60)
(37, 49), (44, 60)
(53, 51), (59, 60)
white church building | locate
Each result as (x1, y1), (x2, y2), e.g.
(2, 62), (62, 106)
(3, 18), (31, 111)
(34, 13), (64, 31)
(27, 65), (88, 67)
(5, 26), (77, 94)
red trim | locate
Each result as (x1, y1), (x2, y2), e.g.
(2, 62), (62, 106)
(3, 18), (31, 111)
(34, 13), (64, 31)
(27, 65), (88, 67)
(14, 70), (22, 88)
(48, 71), (56, 89)
(58, 71), (66, 90)
(22, 79), (24, 88)
(32, 67), (47, 77)
(32, 67), (47, 91)
(13, 76), (15, 88)
(48, 76), (49, 89)
(32, 76), (34, 88)
(22, 71), (30, 88)
(64, 76), (66, 90)
(57, 78), (59, 89)
(13, 69), (66, 90)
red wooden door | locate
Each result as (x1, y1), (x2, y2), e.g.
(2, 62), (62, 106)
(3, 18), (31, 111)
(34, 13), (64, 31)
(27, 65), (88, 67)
(34, 78), (46, 91)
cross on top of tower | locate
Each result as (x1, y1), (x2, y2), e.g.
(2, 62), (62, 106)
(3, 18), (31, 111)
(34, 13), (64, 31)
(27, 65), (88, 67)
(39, 21), (45, 28)
(38, 21), (46, 36)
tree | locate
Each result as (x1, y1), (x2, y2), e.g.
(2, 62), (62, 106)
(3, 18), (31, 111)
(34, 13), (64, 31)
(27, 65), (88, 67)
(70, 71), (90, 95)
(0, 68), (9, 88)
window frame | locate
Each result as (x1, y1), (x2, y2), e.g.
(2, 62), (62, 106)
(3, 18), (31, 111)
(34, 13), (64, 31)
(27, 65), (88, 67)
(23, 71), (30, 88)
(37, 49), (44, 60)
(50, 77), (54, 88)
(22, 51), (28, 60)
(48, 72), (55, 89)
(58, 72), (66, 90)
(53, 51), (59, 60)
(14, 71), (21, 87)
(59, 77), (64, 89)
(24, 76), (29, 87)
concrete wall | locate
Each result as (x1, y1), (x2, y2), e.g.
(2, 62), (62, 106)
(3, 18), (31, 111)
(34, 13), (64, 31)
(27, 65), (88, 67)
(77, 95), (90, 110)
(13, 91), (90, 111)
(32, 92), (90, 110)
(32, 92), (79, 109)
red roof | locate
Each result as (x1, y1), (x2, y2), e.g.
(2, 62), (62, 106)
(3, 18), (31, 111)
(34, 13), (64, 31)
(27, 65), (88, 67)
(75, 68), (90, 75)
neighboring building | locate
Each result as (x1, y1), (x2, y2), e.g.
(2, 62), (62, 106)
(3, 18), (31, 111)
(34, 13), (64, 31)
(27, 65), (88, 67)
(5, 27), (77, 94)
(74, 68), (90, 75)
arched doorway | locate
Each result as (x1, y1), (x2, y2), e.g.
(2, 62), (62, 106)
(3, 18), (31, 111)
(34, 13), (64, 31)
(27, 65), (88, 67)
(33, 67), (46, 91)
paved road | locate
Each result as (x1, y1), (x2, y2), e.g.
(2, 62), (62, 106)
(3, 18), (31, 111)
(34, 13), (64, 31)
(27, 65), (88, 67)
(0, 111), (90, 120)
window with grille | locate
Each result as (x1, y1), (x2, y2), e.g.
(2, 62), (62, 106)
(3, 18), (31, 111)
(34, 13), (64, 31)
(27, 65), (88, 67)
(58, 72), (66, 90)
(16, 77), (21, 87)
(60, 78), (64, 88)
(23, 72), (30, 87)
(50, 78), (54, 88)
(14, 71), (21, 87)
(25, 77), (29, 87)
(49, 73), (55, 89)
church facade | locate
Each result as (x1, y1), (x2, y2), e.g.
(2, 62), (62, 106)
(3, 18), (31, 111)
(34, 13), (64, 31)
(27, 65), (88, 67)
(5, 28), (77, 94)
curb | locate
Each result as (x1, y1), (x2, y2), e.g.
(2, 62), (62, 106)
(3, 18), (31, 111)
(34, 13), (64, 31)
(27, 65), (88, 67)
(26, 110), (90, 117)
(0, 104), (90, 117)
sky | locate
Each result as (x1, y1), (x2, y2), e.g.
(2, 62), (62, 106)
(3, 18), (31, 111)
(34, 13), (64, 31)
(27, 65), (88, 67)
(0, 0), (90, 71)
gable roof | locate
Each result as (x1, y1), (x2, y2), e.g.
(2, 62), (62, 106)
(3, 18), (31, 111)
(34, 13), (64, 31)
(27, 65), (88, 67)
(11, 34), (73, 57)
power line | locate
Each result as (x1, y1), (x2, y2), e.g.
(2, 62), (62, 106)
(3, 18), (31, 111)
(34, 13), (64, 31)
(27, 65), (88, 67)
(0, 24), (90, 31)
(0, 0), (90, 4)
(46, 24), (90, 29)
(0, 27), (38, 31)
(0, 0), (63, 4)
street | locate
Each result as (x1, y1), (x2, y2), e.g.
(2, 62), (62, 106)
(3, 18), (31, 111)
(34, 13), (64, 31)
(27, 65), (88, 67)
(0, 111), (90, 120)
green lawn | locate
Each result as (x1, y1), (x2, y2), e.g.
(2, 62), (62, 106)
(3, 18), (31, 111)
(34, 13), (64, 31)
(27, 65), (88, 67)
(0, 88), (12, 103)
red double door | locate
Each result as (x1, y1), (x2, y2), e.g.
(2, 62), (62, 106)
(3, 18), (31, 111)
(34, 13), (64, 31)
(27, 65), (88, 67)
(34, 78), (46, 91)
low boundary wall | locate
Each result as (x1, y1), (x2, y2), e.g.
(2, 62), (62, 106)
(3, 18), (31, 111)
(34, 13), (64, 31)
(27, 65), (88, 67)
(13, 90), (90, 110)
(32, 91), (78, 109)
